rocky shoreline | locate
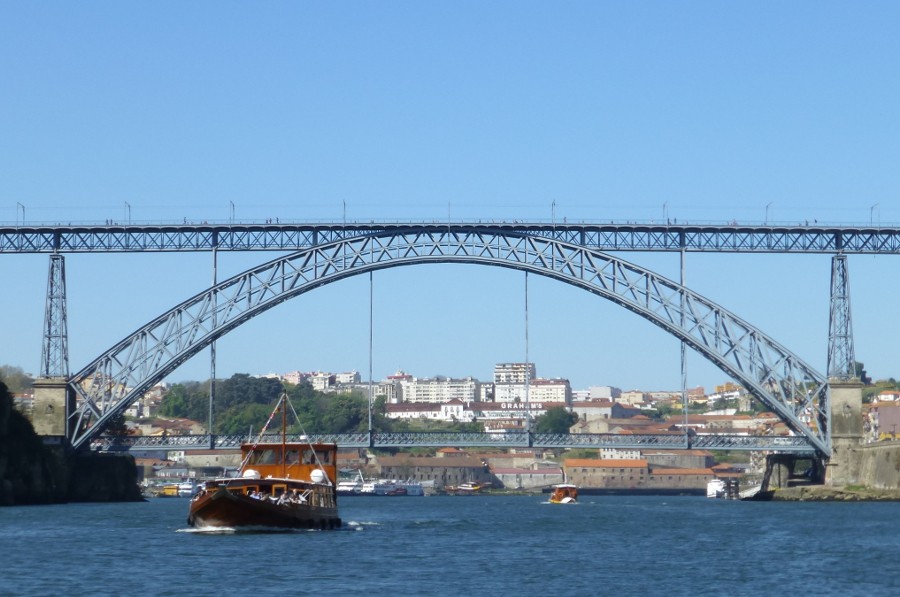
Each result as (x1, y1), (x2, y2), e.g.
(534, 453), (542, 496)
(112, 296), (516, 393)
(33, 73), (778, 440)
(771, 485), (900, 502)
(1, 381), (143, 506)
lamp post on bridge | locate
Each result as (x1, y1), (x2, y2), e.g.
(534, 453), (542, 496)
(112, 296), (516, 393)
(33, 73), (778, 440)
(765, 202), (772, 225)
(124, 201), (131, 224)
(16, 202), (24, 226)
(871, 203), (880, 227)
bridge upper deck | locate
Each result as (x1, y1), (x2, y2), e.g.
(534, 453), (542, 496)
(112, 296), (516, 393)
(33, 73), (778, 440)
(2, 221), (900, 254)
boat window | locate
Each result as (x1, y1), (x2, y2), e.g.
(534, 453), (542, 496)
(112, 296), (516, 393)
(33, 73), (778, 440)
(285, 449), (301, 464)
(315, 450), (333, 465)
(248, 449), (279, 465)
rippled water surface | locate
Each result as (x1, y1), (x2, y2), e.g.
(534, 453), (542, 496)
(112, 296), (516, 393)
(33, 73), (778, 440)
(1, 495), (897, 596)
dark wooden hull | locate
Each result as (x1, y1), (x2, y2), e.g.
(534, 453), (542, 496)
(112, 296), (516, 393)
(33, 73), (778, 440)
(188, 479), (341, 530)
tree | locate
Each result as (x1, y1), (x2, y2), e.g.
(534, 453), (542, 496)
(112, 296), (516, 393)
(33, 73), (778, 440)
(105, 413), (131, 438)
(532, 406), (578, 434)
(158, 382), (208, 422)
(854, 361), (872, 385)
(0, 365), (34, 394)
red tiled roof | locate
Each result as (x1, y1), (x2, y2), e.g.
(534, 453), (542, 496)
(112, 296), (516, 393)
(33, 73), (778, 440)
(564, 458), (648, 468)
(651, 468), (714, 476)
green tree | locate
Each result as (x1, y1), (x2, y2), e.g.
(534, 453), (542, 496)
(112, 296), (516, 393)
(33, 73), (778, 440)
(105, 413), (131, 437)
(854, 361), (872, 385)
(158, 381), (208, 422)
(532, 406), (579, 434)
(0, 365), (34, 393)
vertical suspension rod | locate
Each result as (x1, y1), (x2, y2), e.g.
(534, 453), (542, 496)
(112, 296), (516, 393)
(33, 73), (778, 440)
(368, 270), (374, 435)
(209, 246), (217, 449)
(525, 271), (530, 436)
(680, 249), (688, 436)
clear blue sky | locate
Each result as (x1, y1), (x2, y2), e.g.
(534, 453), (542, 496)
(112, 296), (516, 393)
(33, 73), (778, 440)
(2, 3), (899, 393)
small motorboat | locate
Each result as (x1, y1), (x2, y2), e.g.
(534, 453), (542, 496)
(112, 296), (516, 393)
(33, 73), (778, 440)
(549, 483), (578, 504)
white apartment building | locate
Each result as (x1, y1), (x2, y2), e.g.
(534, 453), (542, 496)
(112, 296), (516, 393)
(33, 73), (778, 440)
(310, 372), (335, 391)
(494, 378), (572, 404)
(494, 362), (536, 384)
(336, 370), (361, 385)
(399, 376), (481, 404)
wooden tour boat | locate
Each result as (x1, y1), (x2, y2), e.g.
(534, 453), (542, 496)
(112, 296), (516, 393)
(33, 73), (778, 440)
(549, 483), (578, 504)
(187, 393), (341, 530)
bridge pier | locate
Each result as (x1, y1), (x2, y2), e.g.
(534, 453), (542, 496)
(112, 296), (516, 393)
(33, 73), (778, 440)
(825, 378), (865, 487)
(31, 377), (75, 440)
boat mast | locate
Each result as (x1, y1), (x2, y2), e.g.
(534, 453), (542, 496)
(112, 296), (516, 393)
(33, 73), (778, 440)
(281, 392), (287, 478)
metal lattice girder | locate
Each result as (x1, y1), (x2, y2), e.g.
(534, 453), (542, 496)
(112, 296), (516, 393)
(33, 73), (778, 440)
(5, 221), (900, 254)
(41, 254), (69, 377)
(827, 254), (856, 380)
(94, 432), (817, 454)
(68, 231), (831, 455)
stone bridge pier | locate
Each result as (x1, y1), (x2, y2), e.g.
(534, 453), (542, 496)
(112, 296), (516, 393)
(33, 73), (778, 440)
(826, 379), (865, 486)
(31, 377), (75, 440)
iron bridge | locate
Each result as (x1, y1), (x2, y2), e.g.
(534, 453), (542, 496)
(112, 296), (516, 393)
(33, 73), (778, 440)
(92, 432), (816, 453)
(4, 221), (900, 254)
(5, 221), (862, 458)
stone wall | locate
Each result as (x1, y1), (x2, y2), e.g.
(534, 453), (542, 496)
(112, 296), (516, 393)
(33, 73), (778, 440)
(855, 443), (900, 490)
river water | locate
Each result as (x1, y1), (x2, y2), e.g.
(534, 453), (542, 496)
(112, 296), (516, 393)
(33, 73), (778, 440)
(0, 494), (896, 596)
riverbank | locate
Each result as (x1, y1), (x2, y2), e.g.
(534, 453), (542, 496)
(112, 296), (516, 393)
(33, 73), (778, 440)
(771, 485), (900, 501)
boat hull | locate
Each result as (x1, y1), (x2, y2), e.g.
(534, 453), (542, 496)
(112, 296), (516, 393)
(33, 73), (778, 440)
(188, 480), (341, 530)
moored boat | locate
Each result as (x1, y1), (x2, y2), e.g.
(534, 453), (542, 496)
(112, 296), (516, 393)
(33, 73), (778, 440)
(706, 479), (726, 499)
(187, 393), (341, 530)
(549, 483), (578, 504)
(356, 478), (426, 496)
(336, 479), (363, 496)
(446, 481), (490, 495)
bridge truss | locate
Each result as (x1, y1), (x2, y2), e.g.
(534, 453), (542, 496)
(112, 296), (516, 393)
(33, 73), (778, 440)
(93, 431), (816, 454)
(3, 221), (900, 254)
(64, 229), (831, 455)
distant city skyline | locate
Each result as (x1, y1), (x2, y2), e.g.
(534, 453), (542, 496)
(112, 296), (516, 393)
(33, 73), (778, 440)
(2, 4), (899, 393)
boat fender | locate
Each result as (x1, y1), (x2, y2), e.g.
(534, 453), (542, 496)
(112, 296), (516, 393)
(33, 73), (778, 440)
(310, 469), (326, 484)
(242, 469), (261, 479)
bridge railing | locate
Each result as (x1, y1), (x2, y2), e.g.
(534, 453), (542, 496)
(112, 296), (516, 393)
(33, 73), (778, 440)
(91, 431), (817, 454)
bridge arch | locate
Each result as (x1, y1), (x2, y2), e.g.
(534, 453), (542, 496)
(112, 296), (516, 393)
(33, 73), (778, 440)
(67, 230), (830, 454)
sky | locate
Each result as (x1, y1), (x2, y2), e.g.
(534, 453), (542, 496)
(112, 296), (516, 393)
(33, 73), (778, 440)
(1, 3), (899, 393)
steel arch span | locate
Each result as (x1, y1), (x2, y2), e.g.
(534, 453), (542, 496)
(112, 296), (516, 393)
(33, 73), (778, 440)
(67, 230), (831, 455)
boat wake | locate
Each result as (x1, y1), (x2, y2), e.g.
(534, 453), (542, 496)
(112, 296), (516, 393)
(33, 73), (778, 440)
(177, 525), (326, 534)
(344, 520), (380, 530)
